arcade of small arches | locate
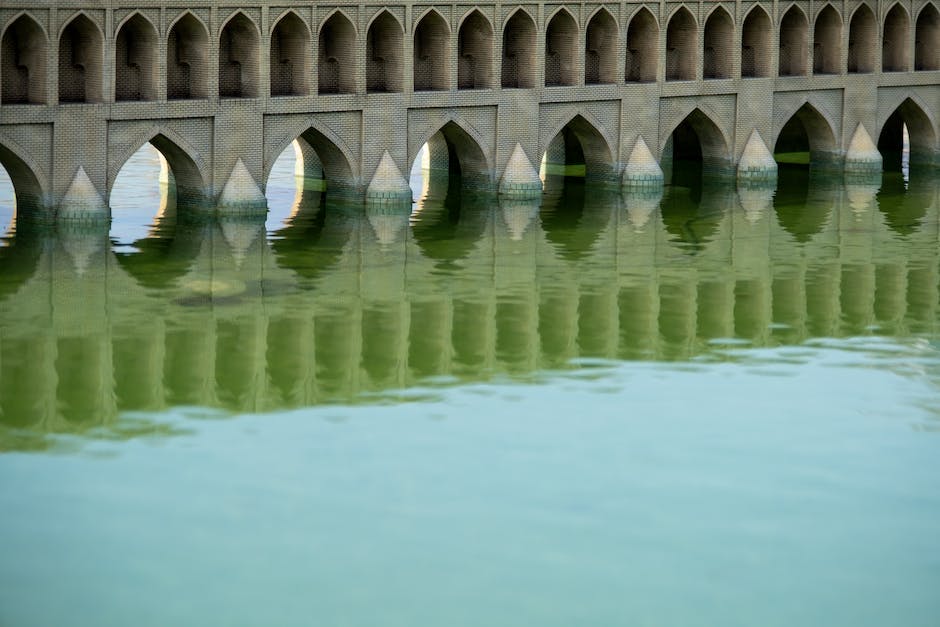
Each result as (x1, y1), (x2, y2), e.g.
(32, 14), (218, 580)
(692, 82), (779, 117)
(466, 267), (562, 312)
(1, 3), (938, 104)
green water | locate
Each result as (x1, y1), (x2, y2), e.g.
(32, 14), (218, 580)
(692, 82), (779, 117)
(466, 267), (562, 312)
(1, 155), (939, 626)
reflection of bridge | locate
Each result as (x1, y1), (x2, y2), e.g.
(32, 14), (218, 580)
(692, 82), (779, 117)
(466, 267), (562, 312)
(0, 2), (939, 217)
(0, 177), (937, 442)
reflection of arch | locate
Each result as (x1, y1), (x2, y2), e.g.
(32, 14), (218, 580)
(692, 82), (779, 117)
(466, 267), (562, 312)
(502, 9), (536, 88)
(115, 13), (158, 101)
(458, 10), (493, 89)
(848, 4), (877, 73)
(543, 112), (615, 180)
(666, 7), (696, 80)
(883, 3), (911, 71)
(319, 10), (357, 94)
(585, 8), (618, 84)
(219, 12), (260, 97)
(703, 7), (734, 79)
(0, 134), (48, 212)
(813, 5), (842, 74)
(1, 13), (48, 104)
(779, 5), (809, 76)
(265, 122), (359, 193)
(270, 11), (310, 96)
(915, 4), (939, 70)
(108, 127), (209, 204)
(59, 13), (104, 102)
(773, 102), (838, 165)
(664, 108), (731, 175)
(414, 9), (450, 91)
(877, 96), (938, 168)
(741, 6), (772, 77)
(545, 8), (578, 86)
(167, 12), (208, 99)
(626, 8), (658, 82)
(367, 10), (404, 92)
(410, 118), (492, 184)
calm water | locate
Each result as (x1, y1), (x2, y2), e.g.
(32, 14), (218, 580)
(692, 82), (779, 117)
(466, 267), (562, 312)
(1, 151), (939, 626)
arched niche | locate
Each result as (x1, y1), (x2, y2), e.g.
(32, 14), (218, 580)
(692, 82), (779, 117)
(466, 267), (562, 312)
(813, 5), (842, 75)
(585, 9), (617, 84)
(115, 14), (158, 101)
(848, 5), (877, 73)
(545, 10), (578, 86)
(59, 14), (104, 103)
(319, 12), (357, 94)
(167, 14), (208, 100)
(915, 4), (939, 71)
(741, 7), (772, 78)
(502, 10), (536, 88)
(883, 4), (911, 72)
(270, 12), (310, 96)
(414, 11), (450, 91)
(703, 8), (733, 79)
(458, 11), (493, 89)
(779, 6), (809, 76)
(219, 12), (260, 98)
(367, 11), (403, 92)
(1, 15), (47, 104)
(626, 8), (658, 82)
(666, 8), (696, 81)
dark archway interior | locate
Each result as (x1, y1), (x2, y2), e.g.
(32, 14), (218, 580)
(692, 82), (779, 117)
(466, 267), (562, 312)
(668, 119), (703, 190)
(774, 116), (811, 167)
(878, 110), (906, 172)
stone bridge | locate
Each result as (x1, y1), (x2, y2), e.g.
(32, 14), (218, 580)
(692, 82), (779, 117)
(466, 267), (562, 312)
(0, 1), (939, 219)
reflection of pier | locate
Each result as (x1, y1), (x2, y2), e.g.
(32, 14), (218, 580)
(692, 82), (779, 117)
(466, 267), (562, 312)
(0, 176), (938, 441)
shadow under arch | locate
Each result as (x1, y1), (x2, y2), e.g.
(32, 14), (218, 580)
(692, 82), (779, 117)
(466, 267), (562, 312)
(1, 13), (49, 104)
(0, 137), (47, 217)
(773, 102), (839, 168)
(266, 124), (359, 198)
(542, 112), (615, 187)
(662, 108), (731, 186)
(878, 96), (938, 170)
(109, 130), (209, 208)
(411, 118), (492, 197)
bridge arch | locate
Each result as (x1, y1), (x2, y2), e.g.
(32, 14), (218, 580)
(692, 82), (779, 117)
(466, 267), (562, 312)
(219, 11), (260, 98)
(542, 112), (615, 181)
(663, 107), (732, 181)
(915, 3), (939, 70)
(270, 11), (310, 96)
(367, 9), (404, 92)
(585, 7), (618, 85)
(813, 4), (842, 75)
(848, 4), (877, 73)
(773, 102), (838, 167)
(703, 6), (734, 79)
(0, 134), (48, 214)
(779, 5), (809, 76)
(265, 120), (359, 194)
(883, 3), (911, 71)
(625, 7), (658, 82)
(410, 117), (492, 182)
(502, 8), (537, 88)
(319, 10), (357, 94)
(414, 8), (451, 91)
(666, 6), (697, 81)
(115, 13), (158, 101)
(167, 12), (209, 100)
(545, 8), (579, 86)
(1, 13), (48, 104)
(877, 95), (938, 168)
(458, 10), (493, 89)
(741, 6), (772, 77)
(59, 12), (104, 103)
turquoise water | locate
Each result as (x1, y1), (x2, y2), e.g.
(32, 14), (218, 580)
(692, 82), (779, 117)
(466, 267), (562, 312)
(0, 150), (939, 626)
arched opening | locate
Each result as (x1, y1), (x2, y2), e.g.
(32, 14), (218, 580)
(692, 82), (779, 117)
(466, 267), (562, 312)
(0, 163), (14, 235)
(915, 4), (939, 70)
(545, 10), (578, 86)
(270, 12), (310, 96)
(409, 121), (490, 202)
(115, 15), (157, 101)
(414, 11), (450, 91)
(540, 115), (613, 190)
(666, 8), (696, 81)
(502, 10), (536, 88)
(367, 11), (403, 92)
(0, 142), (44, 217)
(703, 8), (734, 79)
(585, 9), (617, 84)
(219, 13), (260, 98)
(319, 12), (357, 94)
(883, 4), (911, 71)
(662, 109), (729, 186)
(813, 5), (842, 74)
(58, 14), (103, 103)
(268, 127), (357, 199)
(1, 15), (47, 104)
(773, 103), (838, 169)
(878, 98), (937, 172)
(110, 143), (172, 247)
(779, 6), (809, 76)
(626, 9), (658, 82)
(741, 7), (772, 77)
(458, 11), (493, 89)
(848, 5), (877, 73)
(167, 13), (208, 99)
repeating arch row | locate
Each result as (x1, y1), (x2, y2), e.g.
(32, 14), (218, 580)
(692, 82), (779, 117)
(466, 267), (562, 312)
(2, 3), (938, 104)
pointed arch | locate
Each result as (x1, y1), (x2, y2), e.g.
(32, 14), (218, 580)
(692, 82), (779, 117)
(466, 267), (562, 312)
(915, 3), (939, 70)
(270, 11), (310, 96)
(115, 13), (157, 101)
(219, 12), (260, 97)
(58, 13), (104, 102)
(410, 117), (493, 189)
(848, 4), (877, 73)
(167, 12), (208, 99)
(878, 96), (938, 168)
(367, 10), (404, 92)
(108, 126), (209, 204)
(585, 8), (618, 84)
(703, 7), (734, 79)
(502, 8), (537, 88)
(458, 10), (493, 89)
(626, 8), (658, 82)
(813, 5), (842, 75)
(663, 107), (731, 176)
(883, 3), (911, 71)
(779, 5), (809, 76)
(1, 13), (48, 104)
(545, 8), (579, 86)
(0, 135), (48, 213)
(319, 10), (357, 94)
(666, 7), (696, 80)
(773, 102), (838, 165)
(543, 112), (615, 180)
(414, 9), (451, 91)
(741, 6), (772, 77)
(264, 120), (359, 194)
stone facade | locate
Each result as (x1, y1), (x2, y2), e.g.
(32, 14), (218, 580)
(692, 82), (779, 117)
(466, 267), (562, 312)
(0, 1), (938, 219)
